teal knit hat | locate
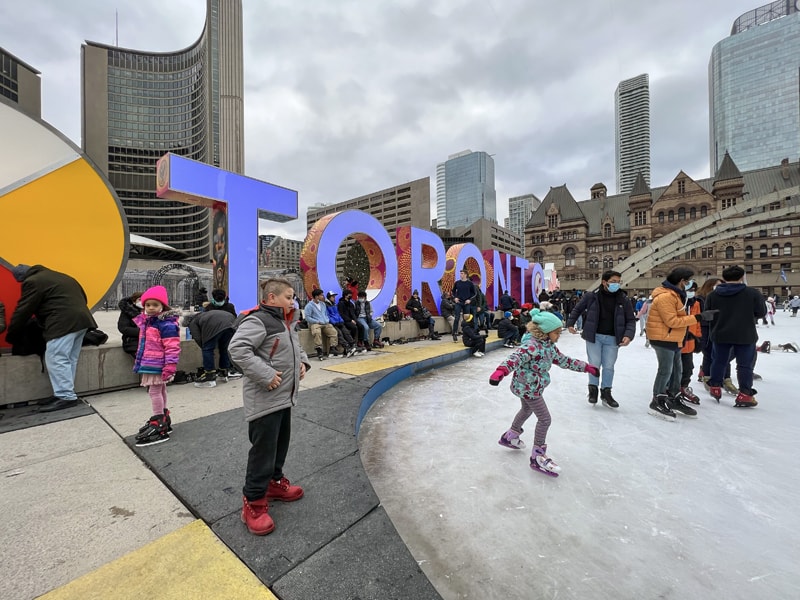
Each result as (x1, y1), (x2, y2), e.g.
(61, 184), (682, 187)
(530, 308), (562, 333)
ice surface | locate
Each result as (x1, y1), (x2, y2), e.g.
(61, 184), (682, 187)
(359, 311), (800, 600)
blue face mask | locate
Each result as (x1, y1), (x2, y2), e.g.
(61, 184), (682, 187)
(607, 283), (621, 293)
(686, 291), (695, 299)
(685, 279), (694, 289)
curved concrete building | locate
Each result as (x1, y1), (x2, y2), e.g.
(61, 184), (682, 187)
(81, 0), (244, 261)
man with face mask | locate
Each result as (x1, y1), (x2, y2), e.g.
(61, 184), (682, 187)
(566, 270), (636, 408)
(646, 267), (718, 420)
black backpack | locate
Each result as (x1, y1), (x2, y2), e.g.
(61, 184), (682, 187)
(385, 305), (401, 322)
(82, 328), (109, 346)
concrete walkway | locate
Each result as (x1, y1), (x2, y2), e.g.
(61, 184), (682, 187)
(1, 315), (486, 600)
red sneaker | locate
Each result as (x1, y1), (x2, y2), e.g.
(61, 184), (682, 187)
(266, 476), (304, 502)
(241, 496), (275, 535)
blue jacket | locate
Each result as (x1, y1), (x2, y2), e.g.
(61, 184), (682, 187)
(566, 290), (636, 344)
(304, 300), (330, 324)
(325, 302), (344, 324)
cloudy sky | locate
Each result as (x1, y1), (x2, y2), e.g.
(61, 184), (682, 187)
(1, 0), (763, 240)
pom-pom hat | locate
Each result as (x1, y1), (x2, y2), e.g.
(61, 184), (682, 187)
(141, 285), (170, 308)
(530, 308), (562, 334)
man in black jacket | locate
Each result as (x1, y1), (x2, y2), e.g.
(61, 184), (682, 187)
(337, 290), (362, 350)
(7, 264), (97, 411)
(705, 265), (766, 407)
(451, 269), (476, 342)
(566, 270), (636, 408)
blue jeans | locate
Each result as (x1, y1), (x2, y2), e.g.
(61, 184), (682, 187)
(202, 329), (234, 371)
(45, 329), (87, 400)
(652, 345), (682, 397)
(357, 318), (382, 344)
(710, 343), (756, 394)
(585, 334), (619, 388)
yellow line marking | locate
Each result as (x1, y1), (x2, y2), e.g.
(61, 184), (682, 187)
(322, 340), (469, 376)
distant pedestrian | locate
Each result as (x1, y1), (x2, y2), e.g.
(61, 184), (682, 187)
(451, 269), (476, 341)
(228, 278), (309, 536)
(355, 290), (384, 349)
(788, 295), (799, 317)
(182, 293), (240, 387)
(305, 289), (339, 360)
(497, 311), (519, 347)
(460, 313), (485, 357)
(440, 291), (456, 333)
(132, 285), (181, 446)
(490, 309), (599, 477)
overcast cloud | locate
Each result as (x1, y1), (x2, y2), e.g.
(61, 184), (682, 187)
(1, 0), (763, 240)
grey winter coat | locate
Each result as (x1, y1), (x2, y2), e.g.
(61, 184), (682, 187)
(228, 304), (311, 422)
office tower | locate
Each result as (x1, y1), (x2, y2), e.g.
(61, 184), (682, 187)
(442, 150), (496, 228)
(258, 235), (304, 270)
(81, 0), (244, 262)
(435, 161), (446, 227)
(709, 2), (800, 174)
(0, 47), (41, 118)
(506, 194), (541, 254)
(615, 74), (650, 195)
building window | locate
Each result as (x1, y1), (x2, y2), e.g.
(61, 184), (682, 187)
(781, 262), (791, 272)
(722, 198), (736, 209)
(548, 215), (558, 228)
(760, 264), (772, 273)
(603, 224), (612, 238)
(701, 247), (714, 259)
(690, 207), (696, 219)
(689, 248), (697, 259)
(634, 211), (647, 226)
(725, 246), (735, 259)
(677, 207), (685, 220)
(657, 211), (664, 223)
(603, 256), (613, 269)
(771, 244), (780, 257)
(784, 243), (793, 256)
(678, 179), (686, 194)
(745, 264), (754, 274)
(772, 228), (780, 237)
(533, 251), (544, 265)
(565, 247), (576, 266)
(783, 226), (792, 236)
(700, 206), (708, 218)
(759, 245), (768, 258)
(745, 246), (753, 259)
(668, 210), (674, 222)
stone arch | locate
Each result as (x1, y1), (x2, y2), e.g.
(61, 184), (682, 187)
(150, 263), (201, 308)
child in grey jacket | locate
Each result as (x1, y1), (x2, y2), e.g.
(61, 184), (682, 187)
(228, 278), (312, 536)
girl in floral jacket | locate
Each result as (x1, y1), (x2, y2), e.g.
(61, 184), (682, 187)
(133, 285), (181, 446)
(490, 309), (598, 477)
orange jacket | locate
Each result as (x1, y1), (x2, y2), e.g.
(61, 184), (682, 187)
(645, 286), (698, 346)
(681, 299), (702, 354)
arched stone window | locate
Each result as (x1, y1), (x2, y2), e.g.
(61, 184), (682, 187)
(759, 245), (768, 258)
(564, 247), (576, 266)
(678, 207), (686, 220)
(603, 256), (614, 269)
(690, 207), (696, 219)
(725, 246), (735, 259)
(658, 211), (665, 223)
(745, 245), (753, 258)
(700, 206), (708, 218)
(771, 244), (780, 257)
(603, 223), (612, 238)
(784, 243), (793, 256)
(589, 258), (599, 270)
(533, 251), (544, 265)
(668, 210), (674, 222)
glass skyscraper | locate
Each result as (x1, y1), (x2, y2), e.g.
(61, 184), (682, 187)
(442, 150), (496, 229)
(709, 1), (800, 174)
(81, 0), (244, 262)
(615, 73), (650, 195)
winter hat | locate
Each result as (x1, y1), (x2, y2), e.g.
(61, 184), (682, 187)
(141, 285), (170, 308)
(326, 290), (338, 298)
(504, 311), (512, 318)
(512, 309), (521, 317)
(11, 264), (31, 282)
(463, 313), (474, 323)
(530, 308), (562, 334)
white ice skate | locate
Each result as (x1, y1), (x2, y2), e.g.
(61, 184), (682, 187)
(530, 445), (561, 477)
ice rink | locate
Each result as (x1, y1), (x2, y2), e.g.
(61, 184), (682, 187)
(360, 310), (800, 599)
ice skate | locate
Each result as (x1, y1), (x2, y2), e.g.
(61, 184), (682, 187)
(601, 387), (619, 409)
(708, 385), (722, 402)
(679, 386), (701, 405)
(722, 378), (738, 395)
(667, 395), (698, 418)
(498, 429), (526, 450)
(530, 445), (560, 477)
(587, 384), (598, 405)
(733, 391), (758, 408)
(648, 394), (676, 421)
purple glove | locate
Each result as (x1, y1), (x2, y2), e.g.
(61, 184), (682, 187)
(585, 364), (600, 377)
(162, 365), (177, 382)
(489, 366), (510, 386)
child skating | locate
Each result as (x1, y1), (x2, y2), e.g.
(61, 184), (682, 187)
(489, 309), (599, 477)
(132, 285), (181, 446)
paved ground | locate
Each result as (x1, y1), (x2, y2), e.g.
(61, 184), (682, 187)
(1, 310), (484, 600)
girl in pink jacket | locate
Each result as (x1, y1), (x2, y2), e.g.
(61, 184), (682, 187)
(133, 285), (181, 446)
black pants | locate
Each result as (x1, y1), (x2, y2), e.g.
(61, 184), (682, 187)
(465, 336), (486, 353)
(334, 322), (354, 347)
(243, 407), (292, 501)
(343, 320), (360, 344)
(680, 352), (694, 388)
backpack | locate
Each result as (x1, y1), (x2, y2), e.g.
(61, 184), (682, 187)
(385, 305), (401, 322)
(82, 328), (109, 346)
(9, 317), (46, 358)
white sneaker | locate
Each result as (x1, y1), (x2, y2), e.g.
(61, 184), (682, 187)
(473, 351), (484, 357)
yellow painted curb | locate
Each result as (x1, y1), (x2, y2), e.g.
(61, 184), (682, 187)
(40, 520), (276, 600)
(322, 340), (468, 376)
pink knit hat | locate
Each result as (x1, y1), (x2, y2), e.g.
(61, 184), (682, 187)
(141, 285), (170, 308)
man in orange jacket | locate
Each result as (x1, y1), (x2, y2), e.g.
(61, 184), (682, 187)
(646, 267), (718, 421)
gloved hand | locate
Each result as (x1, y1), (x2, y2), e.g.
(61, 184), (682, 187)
(162, 365), (177, 383)
(584, 364), (600, 377)
(696, 309), (719, 322)
(489, 366), (510, 386)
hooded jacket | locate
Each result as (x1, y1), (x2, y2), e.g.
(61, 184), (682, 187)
(645, 283), (698, 346)
(132, 310), (181, 373)
(228, 304), (311, 422)
(117, 297), (142, 354)
(7, 265), (97, 342)
(705, 283), (766, 344)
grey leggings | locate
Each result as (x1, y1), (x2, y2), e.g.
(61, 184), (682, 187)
(511, 395), (551, 446)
